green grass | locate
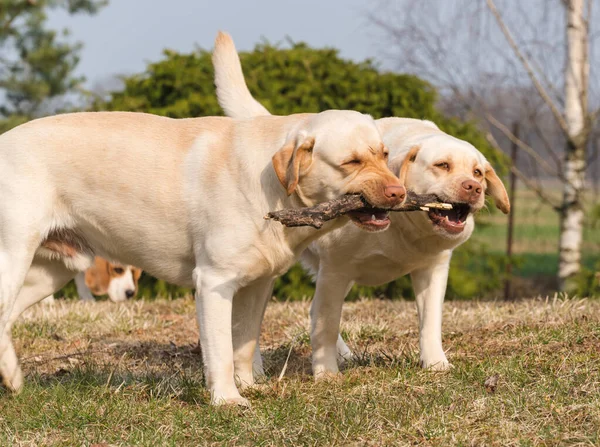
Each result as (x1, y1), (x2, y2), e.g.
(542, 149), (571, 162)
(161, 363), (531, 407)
(2, 297), (600, 446)
(514, 253), (599, 278)
(474, 186), (600, 280)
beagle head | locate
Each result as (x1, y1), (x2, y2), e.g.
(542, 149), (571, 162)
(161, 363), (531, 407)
(272, 110), (406, 233)
(84, 257), (143, 302)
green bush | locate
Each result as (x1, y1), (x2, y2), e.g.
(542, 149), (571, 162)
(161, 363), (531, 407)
(571, 204), (600, 297)
(574, 261), (600, 298)
(93, 40), (507, 300)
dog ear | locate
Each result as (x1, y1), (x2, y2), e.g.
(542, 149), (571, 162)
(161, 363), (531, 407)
(395, 145), (421, 185)
(85, 257), (111, 295)
(84, 259), (109, 295)
(484, 162), (510, 214)
(272, 134), (315, 195)
(132, 267), (142, 282)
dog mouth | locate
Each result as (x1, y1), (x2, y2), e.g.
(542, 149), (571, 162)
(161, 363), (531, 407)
(427, 202), (471, 234)
(347, 207), (391, 232)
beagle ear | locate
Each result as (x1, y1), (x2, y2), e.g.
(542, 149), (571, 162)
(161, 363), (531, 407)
(484, 162), (510, 214)
(132, 267), (142, 282)
(272, 134), (315, 195)
(84, 257), (110, 295)
(396, 145), (421, 185)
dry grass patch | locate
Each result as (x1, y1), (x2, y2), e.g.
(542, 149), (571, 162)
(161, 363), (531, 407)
(1, 296), (599, 446)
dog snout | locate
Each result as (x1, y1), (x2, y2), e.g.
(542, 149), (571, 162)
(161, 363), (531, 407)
(383, 184), (406, 207)
(384, 185), (405, 199)
(125, 289), (135, 299)
(460, 180), (482, 201)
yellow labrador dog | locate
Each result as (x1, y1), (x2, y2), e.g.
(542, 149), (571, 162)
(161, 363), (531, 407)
(212, 33), (510, 377)
(0, 49), (406, 406)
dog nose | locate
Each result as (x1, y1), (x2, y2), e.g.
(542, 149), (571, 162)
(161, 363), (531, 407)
(384, 185), (406, 200)
(461, 180), (482, 195)
(384, 184), (406, 205)
(125, 290), (135, 299)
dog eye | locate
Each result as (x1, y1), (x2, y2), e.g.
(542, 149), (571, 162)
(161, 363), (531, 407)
(474, 169), (483, 177)
(435, 162), (450, 171)
(383, 152), (389, 160)
(343, 159), (362, 166)
(113, 267), (124, 274)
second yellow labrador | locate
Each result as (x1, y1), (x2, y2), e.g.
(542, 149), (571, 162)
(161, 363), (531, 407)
(212, 32), (510, 378)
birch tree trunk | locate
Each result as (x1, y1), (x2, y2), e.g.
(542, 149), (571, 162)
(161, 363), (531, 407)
(559, 0), (589, 291)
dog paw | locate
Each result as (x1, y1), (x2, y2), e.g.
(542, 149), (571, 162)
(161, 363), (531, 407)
(420, 358), (453, 371)
(2, 370), (24, 394)
(243, 382), (271, 394)
(336, 336), (355, 364)
(211, 395), (251, 408)
(313, 369), (342, 382)
(337, 349), (355, 364)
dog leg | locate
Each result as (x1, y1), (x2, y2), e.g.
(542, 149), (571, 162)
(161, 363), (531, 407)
(0, 231), (40, 379)
(194, 267), (248, 406)
(74, 272), (95, 301)
(252, 342), (264, 378)
(0, 257), (76, 392)
(310, 272), (353, 378)
(231, 277), (273, 389)
(336, 333), (355, 364)
(41, 295), (55, 305)
(411, 261), (451, 371)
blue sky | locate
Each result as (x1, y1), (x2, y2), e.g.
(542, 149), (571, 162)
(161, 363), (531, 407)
(47, 0), (384, 87)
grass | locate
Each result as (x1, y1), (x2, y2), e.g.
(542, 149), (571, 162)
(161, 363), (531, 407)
(474, 185), (600, 278)
(2, 296), (600, 446)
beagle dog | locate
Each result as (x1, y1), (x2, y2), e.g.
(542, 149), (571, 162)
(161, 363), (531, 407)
(43, 256), (142, 303)
(78, 257), (142, 302)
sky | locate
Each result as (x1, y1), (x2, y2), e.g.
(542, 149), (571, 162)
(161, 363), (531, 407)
(47, 0), (384, 88)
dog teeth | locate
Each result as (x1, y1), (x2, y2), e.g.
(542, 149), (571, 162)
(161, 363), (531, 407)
(371, 214), (376, 221)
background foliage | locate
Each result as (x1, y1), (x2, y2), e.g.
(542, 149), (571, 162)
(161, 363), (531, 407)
(0, 0), (106, 132)
(94, 41), (509, 300)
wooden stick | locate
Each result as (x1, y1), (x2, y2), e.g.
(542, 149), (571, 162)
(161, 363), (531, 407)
(265, 191), (452, 229)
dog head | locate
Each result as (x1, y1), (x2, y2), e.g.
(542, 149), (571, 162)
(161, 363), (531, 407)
(272, 110), (406, 232)
(85, 257), (143, 302)
(386, 122), (509, 239)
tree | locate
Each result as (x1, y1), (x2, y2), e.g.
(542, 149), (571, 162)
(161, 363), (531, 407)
(559, 0), (591, 290)
(96, 41), (508, 300)
(371, 0), (599, 291)
(100, 42), (504, 168)
(0, 0), (107, 132)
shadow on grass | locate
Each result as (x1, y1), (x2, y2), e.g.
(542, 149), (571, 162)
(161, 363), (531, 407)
(14, 338), (423, 403)
(16, 342), (210, 405)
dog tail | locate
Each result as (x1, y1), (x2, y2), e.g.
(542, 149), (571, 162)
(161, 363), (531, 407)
(213, 31), (271, 119)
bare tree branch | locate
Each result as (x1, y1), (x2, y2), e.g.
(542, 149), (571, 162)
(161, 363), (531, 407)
(591, 106), (600, 124)
(527, 109), (563, 170)
(486, 0), (571, 136)
(485, 130), (561, 210)
(512, 166), (562, 212)
(485, 112), (564, 179)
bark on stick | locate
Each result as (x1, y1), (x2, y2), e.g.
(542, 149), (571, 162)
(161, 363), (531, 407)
(265, 191), (452, 229)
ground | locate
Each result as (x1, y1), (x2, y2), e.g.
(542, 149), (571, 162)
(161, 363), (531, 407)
(2, 296), (599, 446)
